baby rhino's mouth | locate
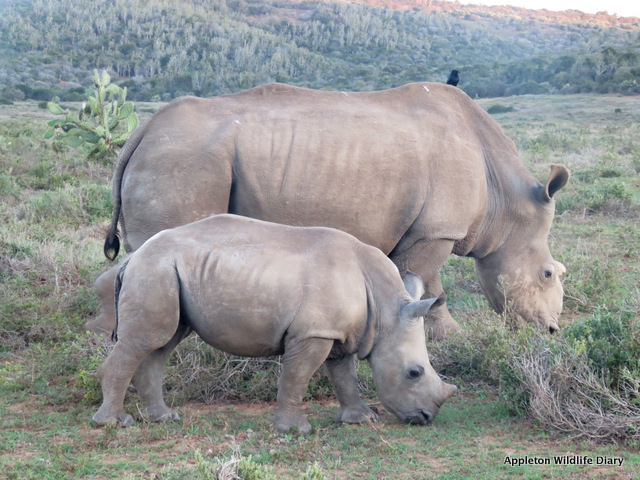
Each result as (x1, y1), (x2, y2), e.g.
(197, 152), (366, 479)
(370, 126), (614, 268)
(404, 409), (434, 425)
(382, 399), (439, 426)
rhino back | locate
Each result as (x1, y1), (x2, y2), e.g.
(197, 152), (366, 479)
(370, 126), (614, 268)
(119, 83), (495, 254)
(142, 215), (372, 357)
(229, 83), (491, 251)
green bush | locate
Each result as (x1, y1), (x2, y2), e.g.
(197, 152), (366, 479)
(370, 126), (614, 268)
(29, 161), (75, 190)
(428, 309), (534, 413)
(486, 104), (515, 114)
(431, 310), (640, 441)
(573, 162), (624, 182)
(556, 178), (632, 215)
(23, 183), (111, 225)
(0, 174), (20, 197)
(161, 336), (356, 405)
(562, 305), (640, 389)
(562, 257), (623, 312)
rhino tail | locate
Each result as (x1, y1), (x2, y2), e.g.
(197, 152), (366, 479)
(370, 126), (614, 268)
(104, 228), (120, 262)
(104, 124), (146, 261)
(112, 258), (130, 342)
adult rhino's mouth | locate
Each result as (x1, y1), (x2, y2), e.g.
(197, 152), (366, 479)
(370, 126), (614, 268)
(515, 311), (560, 334)
(536, 313), (560, 334)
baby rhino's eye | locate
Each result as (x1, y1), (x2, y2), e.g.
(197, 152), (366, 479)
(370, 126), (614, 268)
(406, 366), (424, 380)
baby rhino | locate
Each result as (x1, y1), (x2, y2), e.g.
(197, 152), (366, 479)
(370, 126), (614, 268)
(92, 214), (456, 434)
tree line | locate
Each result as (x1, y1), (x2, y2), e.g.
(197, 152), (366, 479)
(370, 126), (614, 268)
(0, 0), (638, 102)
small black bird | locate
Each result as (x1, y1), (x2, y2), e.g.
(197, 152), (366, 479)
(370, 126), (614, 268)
(446, 69), (459, 86)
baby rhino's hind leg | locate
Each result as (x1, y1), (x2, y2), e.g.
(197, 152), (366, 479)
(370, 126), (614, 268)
(92, 341), (149, 426)
(93, 264), (181, 427)
(132, 324), (192, 423)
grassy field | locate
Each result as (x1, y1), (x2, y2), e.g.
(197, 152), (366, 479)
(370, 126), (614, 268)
(1, 94), (639, 479)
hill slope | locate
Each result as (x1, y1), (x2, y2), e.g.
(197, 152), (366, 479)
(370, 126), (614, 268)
(0, 0), (638, 100)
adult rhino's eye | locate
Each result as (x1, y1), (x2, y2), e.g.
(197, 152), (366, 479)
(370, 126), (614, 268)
(544, 269), (553, 279)
(406, 366), (424, 380)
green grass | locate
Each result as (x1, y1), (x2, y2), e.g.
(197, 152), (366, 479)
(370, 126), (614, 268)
(1, 95), (640, 479)
(1, 388), (637, 479)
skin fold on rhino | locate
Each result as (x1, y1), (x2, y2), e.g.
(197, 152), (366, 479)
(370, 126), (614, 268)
(88, 82), (569, 339)
(92, 215), (457, 434)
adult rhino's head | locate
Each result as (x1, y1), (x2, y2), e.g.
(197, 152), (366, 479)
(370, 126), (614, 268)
(475, 164), (570, 333)
(366, 273), (456, 425)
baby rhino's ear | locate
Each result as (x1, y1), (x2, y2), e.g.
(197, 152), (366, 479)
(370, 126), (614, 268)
(400, 293), (445, 320)
(402, 272), (424, 301)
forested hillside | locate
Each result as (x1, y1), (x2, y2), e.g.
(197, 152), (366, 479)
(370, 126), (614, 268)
(0, 0), (639, 101)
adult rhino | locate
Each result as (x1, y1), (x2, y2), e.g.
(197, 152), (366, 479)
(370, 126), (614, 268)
(90, 82), (569, 338)
(92, 214), (456, 433)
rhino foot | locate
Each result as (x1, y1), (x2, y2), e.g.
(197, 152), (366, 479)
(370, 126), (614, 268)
(84, 317), (115, 336)
(143, 407), (180, 423)
(92, 410), (134, 427)
(272, 412), (313, 435)
(426, 311), (462, 341)
(335, 404), (378, 424)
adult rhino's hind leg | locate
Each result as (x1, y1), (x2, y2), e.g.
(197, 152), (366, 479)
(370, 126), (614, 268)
(131, 323), (192, 423)
(325, 354), (377, 424)
(274, 338), (334, 435)
(85, 265), (120, 335)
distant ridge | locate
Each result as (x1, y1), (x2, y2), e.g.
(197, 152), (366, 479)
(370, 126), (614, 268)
(0, 0), (638, 101)
(335, 0), (639, 24)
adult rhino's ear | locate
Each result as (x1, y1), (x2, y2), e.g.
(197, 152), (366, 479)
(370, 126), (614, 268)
(541, 164), (570, 202)
(401, 292), (445, 321)
(403, 272), (425, 301)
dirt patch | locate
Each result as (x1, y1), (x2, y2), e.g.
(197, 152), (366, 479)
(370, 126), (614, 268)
(185, 400), (276, 417)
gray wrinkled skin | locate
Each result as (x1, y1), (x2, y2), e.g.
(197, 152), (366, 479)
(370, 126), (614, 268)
(92, 215), (457, 434)
(90, 82), (569, 338)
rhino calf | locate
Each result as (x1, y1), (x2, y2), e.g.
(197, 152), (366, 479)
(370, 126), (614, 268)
(92, 214), (456, 433)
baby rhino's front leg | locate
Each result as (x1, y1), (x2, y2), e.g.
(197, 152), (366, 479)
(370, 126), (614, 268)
(273, 338), (334, 435)
(326, 354), (377, 424)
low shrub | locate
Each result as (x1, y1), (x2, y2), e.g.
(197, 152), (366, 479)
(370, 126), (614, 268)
(573, 162), (625, 182)
(0, 174), (20, 197)
(430, 308), (640, 442)
(429, 309), (534, 414)
(162, 337), (374, 405)
(486, 104), (515, 114)
(561, 304), (640, 390)
(510, 334), (640, 442)
(556, 178), (632, 215)
(163, 336), (283, 405)
(29, 161), (75, 190)
(21, 183), (111, 225)
(562, 256), (623, 312)
(159, 449), (328, 480)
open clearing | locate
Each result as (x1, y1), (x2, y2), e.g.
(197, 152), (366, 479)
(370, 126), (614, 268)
(1, 93), (639, 479)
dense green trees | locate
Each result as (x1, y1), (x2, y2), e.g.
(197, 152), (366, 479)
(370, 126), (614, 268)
(0, 0), (638, 101)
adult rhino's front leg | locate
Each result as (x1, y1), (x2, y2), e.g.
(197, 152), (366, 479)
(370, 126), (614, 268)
(392, 239), (462, 340)
(274, 338), (334, 435)
(325, 354), (377, 424)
